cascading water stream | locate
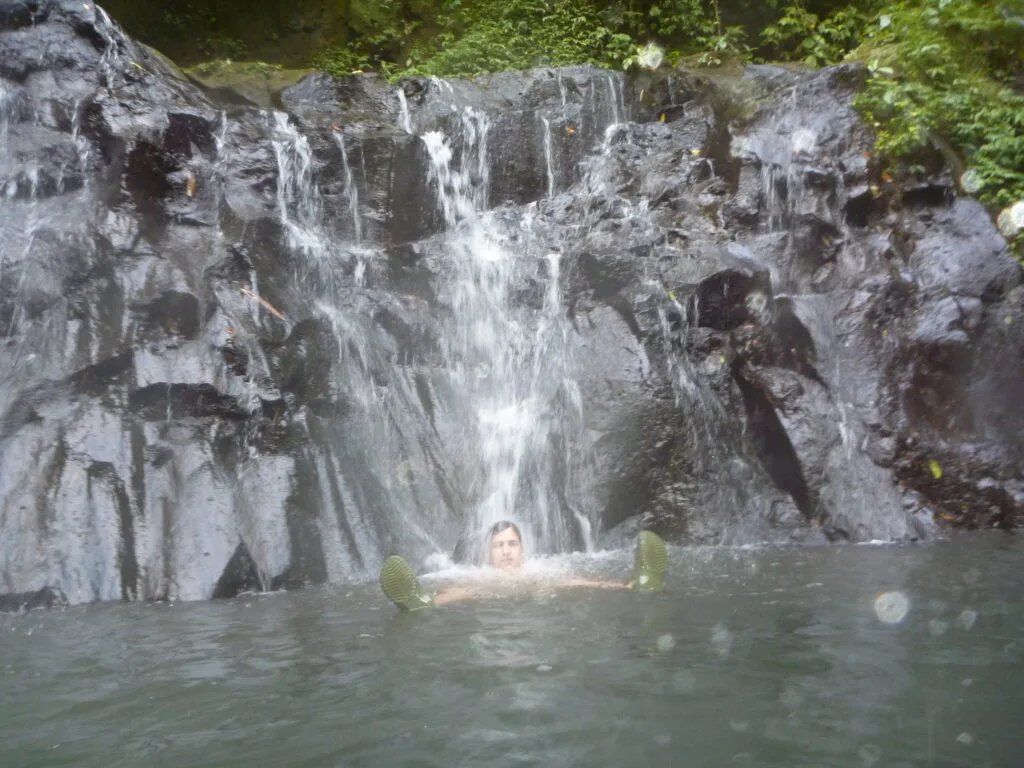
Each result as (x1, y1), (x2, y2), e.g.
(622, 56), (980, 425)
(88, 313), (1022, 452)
(332, 131), (363, 246)
(269, 111), (324, 262)
(266, 107), (474, 575)
(421, 107), (586, 559)
(730, 79), (908, 536)
(541, 116), (556, 198)
(94, 6), (130, 89)
(396, 88), (413, 134)
(566, 78), (796, 542)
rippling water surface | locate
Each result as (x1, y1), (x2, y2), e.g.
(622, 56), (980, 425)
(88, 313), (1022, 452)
(3, 535), (1022, 768)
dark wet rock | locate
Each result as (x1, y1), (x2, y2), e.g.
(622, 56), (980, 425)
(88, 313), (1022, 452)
(212, 541), (264, 599)
(0, 585), (68, 612)
(1, 3), (1022, 607)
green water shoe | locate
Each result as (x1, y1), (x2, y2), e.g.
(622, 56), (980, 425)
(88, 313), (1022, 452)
(379, 555), (434, 611)
(631, 530), (669, 593)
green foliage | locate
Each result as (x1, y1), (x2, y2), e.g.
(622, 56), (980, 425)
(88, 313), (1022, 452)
(760, 3), (866, 66)
(140, 0), (1023, 243)
(159, 4), (249, 60)
(628, 0), (750, 67)
(403, 0), (636, 77)
(311, 0), (761, 79)
(694, 26), (750, 68)
(852, 0), (1024, 210)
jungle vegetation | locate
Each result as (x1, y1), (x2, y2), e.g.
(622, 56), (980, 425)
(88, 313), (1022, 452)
(102, 0), (1023, 233)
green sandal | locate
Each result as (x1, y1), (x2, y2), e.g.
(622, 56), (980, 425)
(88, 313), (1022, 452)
(631, 530), (668, 593)
(379, 555), (434, 611)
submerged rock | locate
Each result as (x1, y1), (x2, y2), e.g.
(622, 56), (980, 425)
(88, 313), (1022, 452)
(1, 3), (1021, 607)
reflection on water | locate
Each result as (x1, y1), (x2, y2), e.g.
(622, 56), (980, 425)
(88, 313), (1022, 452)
(2, 535), (1022, 768)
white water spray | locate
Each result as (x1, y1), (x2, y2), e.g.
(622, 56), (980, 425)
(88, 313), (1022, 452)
(422, 107), (582, 556)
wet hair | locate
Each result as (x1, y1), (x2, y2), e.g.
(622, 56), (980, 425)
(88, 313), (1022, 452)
(487, 520), (522, 544)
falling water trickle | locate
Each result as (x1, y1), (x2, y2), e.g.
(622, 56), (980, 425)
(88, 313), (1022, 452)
(333, 131), (363, 245)
(268, 111), (327, 264)
(541, 116), (556, 198)
(396, 88), (413, 134)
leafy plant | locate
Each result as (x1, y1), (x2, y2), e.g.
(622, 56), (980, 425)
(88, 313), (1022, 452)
(695, 25), (750, 67)
(852, 0), (1024, 213)
(402, 0), (637, 77)
(760, 3), (866, 66)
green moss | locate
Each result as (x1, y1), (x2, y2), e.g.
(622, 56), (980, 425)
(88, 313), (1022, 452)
(185, 60), (315, 109)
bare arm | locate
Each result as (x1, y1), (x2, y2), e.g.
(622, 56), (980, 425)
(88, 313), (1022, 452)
(558, 578), (633, 590)
(432, 585), (478, 605)
(431, 577), (633, 605)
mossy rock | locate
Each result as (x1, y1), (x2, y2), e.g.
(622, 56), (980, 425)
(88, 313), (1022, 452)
(185, 60), (317, 109)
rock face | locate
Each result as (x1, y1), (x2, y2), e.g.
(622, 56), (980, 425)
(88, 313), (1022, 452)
(1, 4), (1021, 606)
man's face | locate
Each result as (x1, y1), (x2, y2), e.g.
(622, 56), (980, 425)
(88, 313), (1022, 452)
(489, 527), (524, 572)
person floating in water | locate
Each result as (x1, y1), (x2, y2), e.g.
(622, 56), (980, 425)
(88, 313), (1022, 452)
(379, 520), (669, 611)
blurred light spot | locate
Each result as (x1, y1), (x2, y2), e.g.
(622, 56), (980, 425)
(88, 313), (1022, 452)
(873, 591), (910, 624)
(957, 609), (978, 631)
(711, 624), (733, 658)
(729, 720), (750, 733)
(656, 634), (676, 653)
(636, 43), (665, 70)
(653, 733), (672, 745)
(963, 568), (981, 585)
(962, 678), (973, 687)
(536, 664), (552, 673)
(859, 744), (882, 766)
(928, 619), (948, 637)
(956, 732), (973, 745)
(732, 753), (753, 762)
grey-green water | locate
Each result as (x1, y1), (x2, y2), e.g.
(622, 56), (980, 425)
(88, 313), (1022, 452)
(3, 535), (1022, 768)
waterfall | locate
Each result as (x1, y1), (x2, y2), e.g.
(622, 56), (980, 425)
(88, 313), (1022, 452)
(94, 6), (129, 88)
(541, 116), (556, 198)
(269, 111), (324, 261)
(68, 100), (92, 190)
(605, 73), (624, 129)
(267, 109), (466, 575)
(332, 131), (363, 245)
(0, 79), (17, 145)
(8, 7), (979, 607)
(422, 107), (585, 559)
(396, 88), (413, 134)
